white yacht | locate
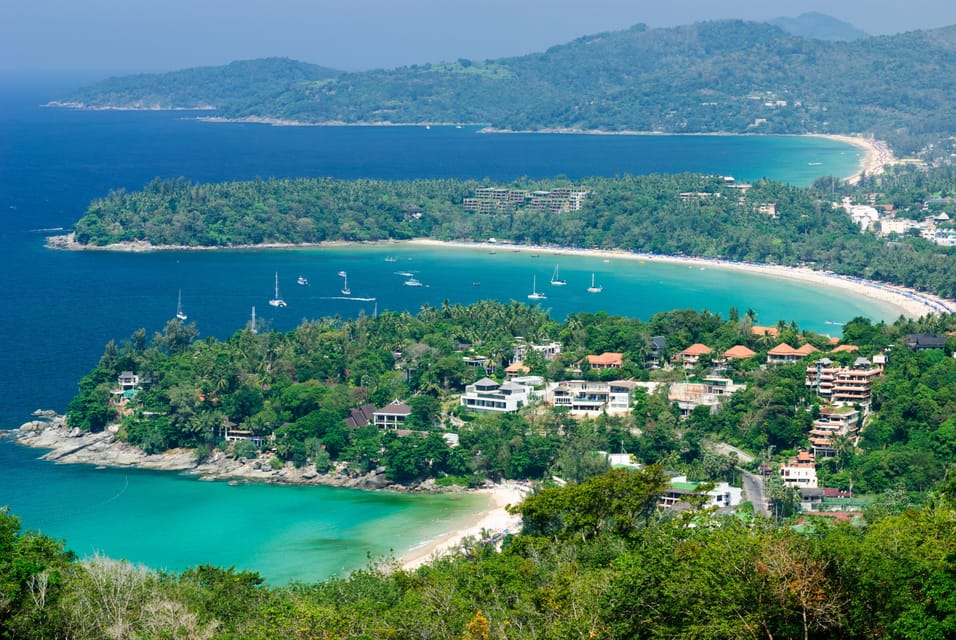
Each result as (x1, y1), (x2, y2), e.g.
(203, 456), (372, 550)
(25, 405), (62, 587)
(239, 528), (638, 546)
(587, 273), (603, 293)
(550, 264), (567, 286)
(269, 272), (287, 307)
(175, 289), (187, 321)
(528, 275), (547, 300)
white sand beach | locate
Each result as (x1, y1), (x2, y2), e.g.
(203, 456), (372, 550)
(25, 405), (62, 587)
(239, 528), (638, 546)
(399, 481), (527, 571)
(407, 239), (954, 320)
(813, 133), (895, 183)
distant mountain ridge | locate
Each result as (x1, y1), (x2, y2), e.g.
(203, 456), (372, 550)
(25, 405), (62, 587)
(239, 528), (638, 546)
(59, 20), (956, 153)
(770, 12), (869, 41)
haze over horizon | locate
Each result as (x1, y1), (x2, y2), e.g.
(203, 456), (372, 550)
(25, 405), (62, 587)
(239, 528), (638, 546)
(2, 0), (956, 76)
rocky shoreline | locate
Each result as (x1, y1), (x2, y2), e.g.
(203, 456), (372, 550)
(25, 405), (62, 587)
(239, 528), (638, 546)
(5, 412), (460, 494)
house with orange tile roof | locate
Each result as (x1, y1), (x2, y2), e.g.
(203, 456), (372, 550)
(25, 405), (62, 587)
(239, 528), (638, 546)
(505, 361), (531, 377)
(586, 352), (623, 370)
(766, 343), (801, 364)
(752, 325), (780, 338)
(795, 344), (820, 356)
(766, 343), (818, 364)
(675, 343), (712, 369)
(780, 450), (818, 488)
(723, 345), (757, 360)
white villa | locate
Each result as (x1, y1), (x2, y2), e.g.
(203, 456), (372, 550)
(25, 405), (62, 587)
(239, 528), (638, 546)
(460, 377), (536, 413)
(547, 379), (639, 416)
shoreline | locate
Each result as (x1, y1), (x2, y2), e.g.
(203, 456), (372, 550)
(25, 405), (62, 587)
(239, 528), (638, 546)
(44, 234), (952, 319)
(5, 417), (449, 493)
(406, 239), (954, 319)
(6, 416), (528, 571)
(398, 481), (527, 571)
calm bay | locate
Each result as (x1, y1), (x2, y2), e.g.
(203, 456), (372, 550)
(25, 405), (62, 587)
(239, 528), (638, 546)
(0, 74), (884, 582)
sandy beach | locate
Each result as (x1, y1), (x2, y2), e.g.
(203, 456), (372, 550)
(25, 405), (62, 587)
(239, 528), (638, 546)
(407, 239), (954, 320)
(399, 481), (528, 571)
(812, 133), (895, 183)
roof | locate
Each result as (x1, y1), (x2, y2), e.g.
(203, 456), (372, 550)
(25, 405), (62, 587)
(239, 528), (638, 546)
(651, 335), (667, 349)
(587, 352), (624, 365)
(724, 345), (756, 359)
(345, 403), (376, 428)
(830, 344), (859, 353)
(505, 362), (531, 374)
(767, 343), (799, 356)
(796, 344), (820, 355)
(608, 380), (639, 389)
(473, 377), (498, 387)
(375, 401), (412, 416)
(904, 333), (947, 349)
(680, 343), (713, 356)
(752, 325), (780, 338)
(499, 381), (528, 392)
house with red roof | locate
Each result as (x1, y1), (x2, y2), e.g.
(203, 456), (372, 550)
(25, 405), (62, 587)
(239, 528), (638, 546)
(780, 450), (818, 489)
(586, 352), (623, 370)
(674, 343), (712, 369)
(752, 325), (780, 338)
(767, 343), (817, 364)
(723, 345), (757, 360)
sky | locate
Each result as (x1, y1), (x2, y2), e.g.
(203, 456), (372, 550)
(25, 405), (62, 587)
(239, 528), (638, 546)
(3, 0), (956, 75)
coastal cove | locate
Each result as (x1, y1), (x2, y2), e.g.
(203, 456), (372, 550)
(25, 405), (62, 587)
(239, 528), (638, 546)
(0, 77), (920, 584)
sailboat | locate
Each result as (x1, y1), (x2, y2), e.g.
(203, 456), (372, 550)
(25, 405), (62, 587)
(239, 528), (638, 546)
(550, 264), (567, 286)
(527, 275), (547, 300)
(587, 273), (603, 293)
(340, 271), (351, 295)
(248, 306), (258, 334)
(175, 289), (187, 321)
(269, 272), (287, 307)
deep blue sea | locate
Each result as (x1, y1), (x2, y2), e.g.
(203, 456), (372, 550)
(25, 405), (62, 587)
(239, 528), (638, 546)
(0, 73), (880, 582)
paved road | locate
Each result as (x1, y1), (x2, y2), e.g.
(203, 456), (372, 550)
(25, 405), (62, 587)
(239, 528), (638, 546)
(706, 441), (755, 464)
(741, 469), (770, 517)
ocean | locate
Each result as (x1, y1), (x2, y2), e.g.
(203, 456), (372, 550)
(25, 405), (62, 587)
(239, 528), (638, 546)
(0, 73), (883, 583)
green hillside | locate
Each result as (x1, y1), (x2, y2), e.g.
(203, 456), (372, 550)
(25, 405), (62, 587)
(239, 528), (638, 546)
(59, 20), (956, 152)
(56, 57), (341, 110)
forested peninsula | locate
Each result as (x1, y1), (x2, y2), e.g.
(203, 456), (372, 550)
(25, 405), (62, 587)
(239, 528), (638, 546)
(4, 301), (956, 638)
(62, 167), (956, 298)
(56, 20), (956, 154)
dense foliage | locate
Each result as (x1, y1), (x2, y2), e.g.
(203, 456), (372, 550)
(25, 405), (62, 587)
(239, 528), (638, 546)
(65, 300), (956, 495)
(61, 20), (956, 152)
(3, 472), (956, 638)
(71, 171), (956, 297)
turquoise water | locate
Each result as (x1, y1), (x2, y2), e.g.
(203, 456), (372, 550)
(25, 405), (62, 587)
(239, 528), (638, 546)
(0, 442), (487, 584)
(0, 76), (881, 583)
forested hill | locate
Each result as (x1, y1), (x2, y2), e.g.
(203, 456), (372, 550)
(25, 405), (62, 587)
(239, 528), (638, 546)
(59, 20), (956, 152)
(51, 58), (341, 111)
